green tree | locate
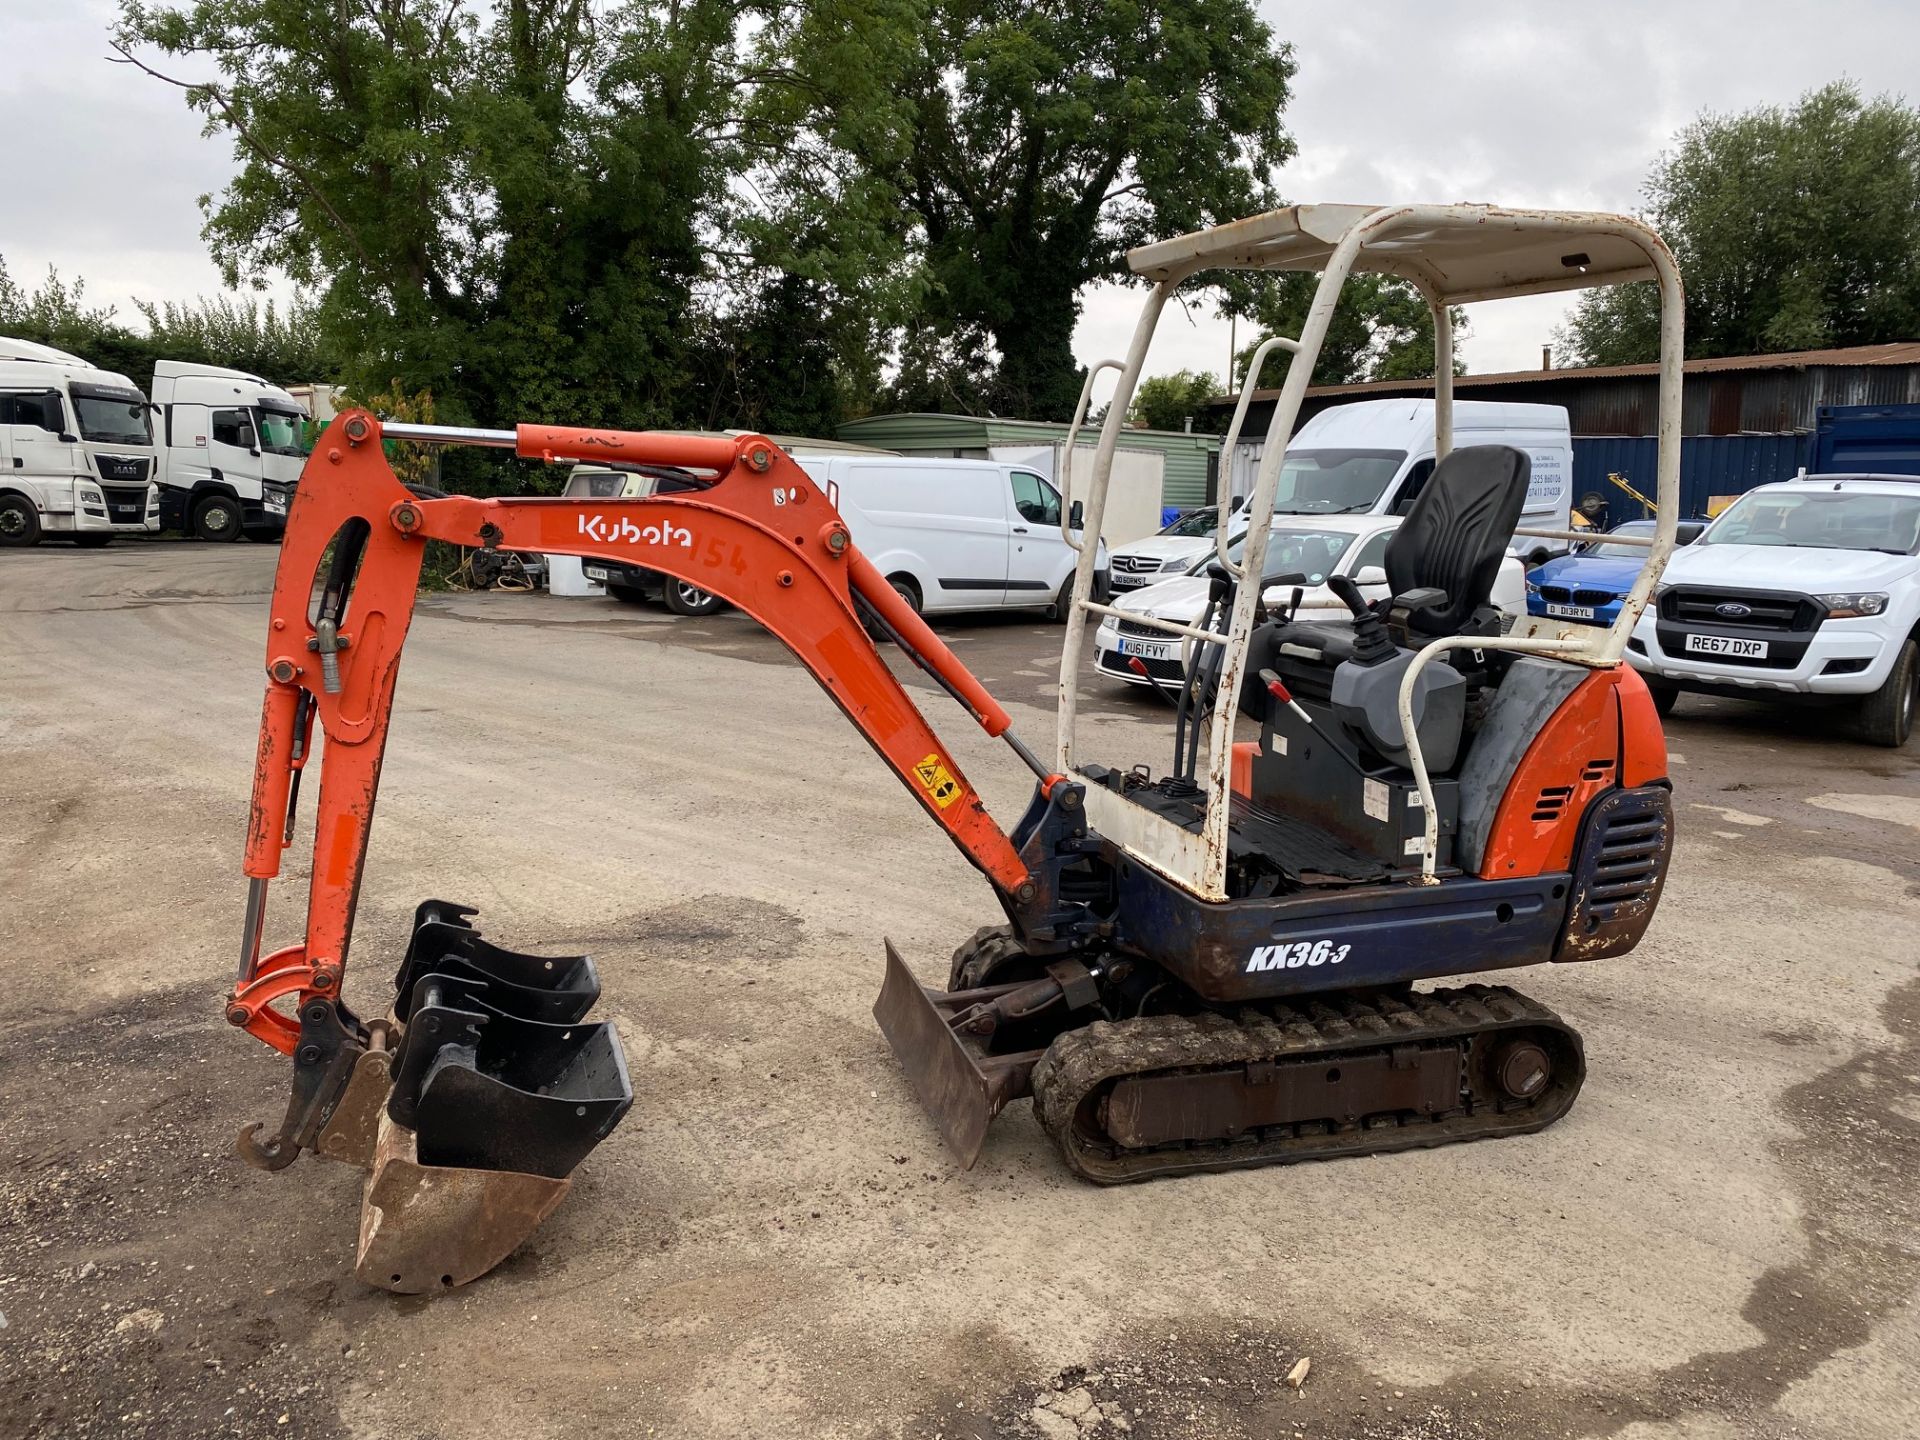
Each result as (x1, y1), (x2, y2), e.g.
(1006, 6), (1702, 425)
(113, 1), (790, 445)
(767, 0), (1296, 419)
(1130, 370), (1223, 432)
(1557, 81), (1920, 366)
(1227, 272), (1468, 391)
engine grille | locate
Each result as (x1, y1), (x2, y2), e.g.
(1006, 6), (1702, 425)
(1112, 555), (1164, 575)
(1586, 810), (1667, 922)
(1116, 616), (1182, 638)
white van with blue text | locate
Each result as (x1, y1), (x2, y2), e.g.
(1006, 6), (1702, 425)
(1114, 399), (1571, 590)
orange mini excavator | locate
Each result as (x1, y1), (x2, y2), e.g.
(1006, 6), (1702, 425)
(230, 203), (1687, 1290)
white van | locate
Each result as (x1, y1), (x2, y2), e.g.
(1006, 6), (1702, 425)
(1261, 399), (1570, 541)
(1110, 399), (1574, 589)
(150, 360), (311, 541)
(792, 455), (1108, 617)
(0, 339), (160, 547)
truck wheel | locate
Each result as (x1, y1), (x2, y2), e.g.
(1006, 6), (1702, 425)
(1858, 639), (1917, 748)
(1646, 681), (1679, 717)
(192, 494), (244, 542)
(663, 580), (725, 617)
(0, 495), (40, 547)
(73, 534), (112, 548)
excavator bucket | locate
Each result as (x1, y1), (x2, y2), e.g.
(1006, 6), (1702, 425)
(322, 902), (633, 1293)
(872, 941), (1043, 1168)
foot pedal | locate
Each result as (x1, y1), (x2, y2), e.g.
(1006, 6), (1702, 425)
(360, 902), (634, 1292)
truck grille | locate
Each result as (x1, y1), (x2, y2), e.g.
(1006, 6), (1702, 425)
(102, 485), (148, 523)
(1658, 587), (1819, 633)
(94, 454), (152, 483)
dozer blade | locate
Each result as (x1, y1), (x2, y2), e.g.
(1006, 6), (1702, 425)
(357, 1110), (570, 1294)
(873, 940), (1042, 1168)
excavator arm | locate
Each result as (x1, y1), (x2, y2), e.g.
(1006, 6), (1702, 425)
(225, 413), (1052, 1281)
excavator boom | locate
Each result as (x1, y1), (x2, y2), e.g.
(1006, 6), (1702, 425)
(229, 411), (1047, 1288)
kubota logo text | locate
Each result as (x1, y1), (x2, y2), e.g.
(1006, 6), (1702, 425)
(577, 513), (695, 548)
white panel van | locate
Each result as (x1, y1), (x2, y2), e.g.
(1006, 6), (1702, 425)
(1120, 400), (1572, 588)
(1237, 401), (1570, 534)
(792, 456), (1109, 617)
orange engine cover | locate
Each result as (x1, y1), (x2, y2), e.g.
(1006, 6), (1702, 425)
(1478, 666), (1668, 880)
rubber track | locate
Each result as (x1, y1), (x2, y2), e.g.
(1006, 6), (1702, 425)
(1030, 985), (1584, 1184)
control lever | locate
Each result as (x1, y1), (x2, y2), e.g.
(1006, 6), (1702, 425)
(1326, 574), (1397, 666)
(1325, 573), (1372, 618)
(1259, 668), (1315, 728)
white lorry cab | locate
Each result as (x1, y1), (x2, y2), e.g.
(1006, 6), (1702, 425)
(791, 455), (1108, 618)
(1110, 399), (1572, 591)
(150, 360), (312, 541)
(0, 338), (160, 547)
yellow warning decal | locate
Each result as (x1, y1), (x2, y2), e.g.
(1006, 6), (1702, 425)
(913, 752), (964, 810)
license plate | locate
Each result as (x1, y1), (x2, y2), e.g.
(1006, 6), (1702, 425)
(1545, 602), (1595, 620)
(583, 567), (610, 581)
(1685, 632), (1768, 659)
(1109, 572), (1152, 588)
(1117, 636), (1177, 662)
(108, 505), (141, 520)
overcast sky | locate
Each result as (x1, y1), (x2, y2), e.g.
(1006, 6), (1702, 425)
(3, 1), (1917, 400)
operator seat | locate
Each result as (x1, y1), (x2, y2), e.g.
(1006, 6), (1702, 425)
(1242, 444), (1532, 712)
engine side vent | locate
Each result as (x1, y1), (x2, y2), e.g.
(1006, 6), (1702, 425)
(1531, 785), (1574, 823)
(1580, 758), (1616, 784)
(1556, 785), (1674, 963)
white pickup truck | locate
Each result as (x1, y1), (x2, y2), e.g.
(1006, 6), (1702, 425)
(1628, 474), (1920, 746)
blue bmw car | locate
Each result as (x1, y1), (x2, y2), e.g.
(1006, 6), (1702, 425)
(1526, 518), (1708, 625)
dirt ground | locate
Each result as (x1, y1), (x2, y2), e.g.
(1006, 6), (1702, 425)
(2, 541), (1917, 1440)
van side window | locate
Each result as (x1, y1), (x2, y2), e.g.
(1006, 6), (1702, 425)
(1010, 471), (1061, 526)
(4, 390), (65, 432)
(1392, 459), (1436, 515)
(212, 408), (256, 450)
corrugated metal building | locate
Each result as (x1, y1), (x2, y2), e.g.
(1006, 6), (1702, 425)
(837, 412), (1222, 507)
(1204, 343), (1920, 514)
(1213, 342), (1920, 437)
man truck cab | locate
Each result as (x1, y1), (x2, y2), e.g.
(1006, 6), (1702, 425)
(0, 338), (160, 547)
(150, 360), (311, 541)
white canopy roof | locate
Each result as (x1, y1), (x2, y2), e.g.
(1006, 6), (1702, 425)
(1125, 203), (1666, 304)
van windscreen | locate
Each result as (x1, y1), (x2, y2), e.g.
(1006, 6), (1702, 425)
(1271, 449), (1406, 515)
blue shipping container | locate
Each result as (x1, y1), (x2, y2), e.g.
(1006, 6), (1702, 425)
(1812, 404), (1920, 475)
(1572, 432), (1812, 521)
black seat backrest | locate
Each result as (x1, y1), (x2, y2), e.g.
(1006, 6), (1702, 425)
(1383, 445), (1530, 638)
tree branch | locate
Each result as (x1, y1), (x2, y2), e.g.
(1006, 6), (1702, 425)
(107, 42), (382, 277)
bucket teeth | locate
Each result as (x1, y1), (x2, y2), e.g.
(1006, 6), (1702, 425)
(357, 901), (634, 1292)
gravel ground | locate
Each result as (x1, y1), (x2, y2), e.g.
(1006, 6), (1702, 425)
(1, 540), (1916, 1440)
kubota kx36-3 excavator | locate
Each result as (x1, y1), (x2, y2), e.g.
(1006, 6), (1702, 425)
(230, 204), (1686, 1291)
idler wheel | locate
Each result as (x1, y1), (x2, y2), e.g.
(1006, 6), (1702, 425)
(1494, 1040), (1552, 1101)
